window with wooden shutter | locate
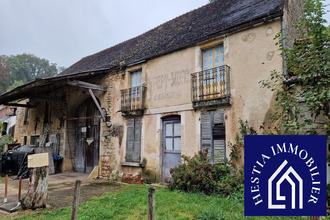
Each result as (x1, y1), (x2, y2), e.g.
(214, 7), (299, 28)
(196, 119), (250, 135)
(126, 118), (142, 163)
(200, 111), (225, 163)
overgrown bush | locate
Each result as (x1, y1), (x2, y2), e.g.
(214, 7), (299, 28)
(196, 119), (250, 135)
(0, 135), (16, 154)
(169, 150), (244, 196)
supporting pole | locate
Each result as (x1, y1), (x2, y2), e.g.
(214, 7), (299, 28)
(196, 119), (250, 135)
(148, 186), (155, 220)
(71, 180), (81, 220)
(18, 176), (22, 204)
(4, 175), (8, 203)
(88, 89), (106, 122)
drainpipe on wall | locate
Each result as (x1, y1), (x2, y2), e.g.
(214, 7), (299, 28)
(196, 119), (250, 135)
(281, 16), (288, 78)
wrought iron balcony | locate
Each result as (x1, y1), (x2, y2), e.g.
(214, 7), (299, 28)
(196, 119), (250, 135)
(191, 65), (230, 108)
(121, 86), (146, 115)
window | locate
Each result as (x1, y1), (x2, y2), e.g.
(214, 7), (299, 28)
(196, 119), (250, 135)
(44, 102), (52, 124)
(125, 118), (142, 163)
(23, 136), (27, 145)
(24, 107), (30, 125)
(203, 45), (225, 83)
(164, 120), (181, 152)
(201, 111), (225, 163)
(131, 70), (142, 98)
(203, 45), (224, 69)
(2, 122), (7, 136)
(30, 136), (40, 146)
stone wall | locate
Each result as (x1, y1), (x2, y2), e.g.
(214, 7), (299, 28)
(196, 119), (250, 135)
(284, 0), (304, 48)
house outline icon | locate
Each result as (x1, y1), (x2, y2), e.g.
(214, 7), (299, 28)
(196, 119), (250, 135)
(268, 160), (303, 209)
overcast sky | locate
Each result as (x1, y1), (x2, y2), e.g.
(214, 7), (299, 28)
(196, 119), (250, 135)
(0, 0), (329, 69)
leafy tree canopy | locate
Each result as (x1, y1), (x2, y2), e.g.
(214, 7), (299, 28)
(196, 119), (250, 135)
(0, 56), (10, 94)
(6, 80), (24, 92)
(0, 53), (66, 94)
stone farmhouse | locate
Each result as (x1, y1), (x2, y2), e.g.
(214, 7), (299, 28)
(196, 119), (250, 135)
(0, 0), (302, 181)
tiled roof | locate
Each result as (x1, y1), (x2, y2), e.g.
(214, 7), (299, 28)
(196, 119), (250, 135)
(61, 0), (284, 76)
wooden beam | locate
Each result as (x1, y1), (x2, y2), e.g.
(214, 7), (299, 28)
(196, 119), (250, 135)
(65, 116), (102, 121)
(3, 103), (35, 108)
(67, 80), (107, 92)
(37, 94), (62, 101)
(88, 89), (106, 122)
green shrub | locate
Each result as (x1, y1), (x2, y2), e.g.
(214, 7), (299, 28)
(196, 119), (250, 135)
(0, 135), (16, 154)
(169, 150), (244, 196)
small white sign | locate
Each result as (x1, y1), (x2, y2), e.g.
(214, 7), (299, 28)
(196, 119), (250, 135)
(28, 153), (49, 168)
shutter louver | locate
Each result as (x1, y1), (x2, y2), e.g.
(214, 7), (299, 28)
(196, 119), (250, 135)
(213, 111), (224, 124)
(133, 118), (142, 162)
(201, 111), (226, 163)
(214, 139), (225, 162)
(201, 113), (212, 159)
(213, 111), (225, 163)
(126, 119), (134, 162)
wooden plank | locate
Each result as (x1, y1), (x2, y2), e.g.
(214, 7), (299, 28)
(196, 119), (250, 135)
(27, 153), (49, 168)
(71, 180), (81, 220)
(67, 80), (107, 92)
(66, 116), (101, 121)
(88, 89), (106, 122)
(148, 186), (155, 220)
(3, 103), (36, 108)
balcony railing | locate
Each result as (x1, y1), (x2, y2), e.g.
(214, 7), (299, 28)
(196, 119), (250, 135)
(121, 86), (146, 114)
(191, 65), (230, 108)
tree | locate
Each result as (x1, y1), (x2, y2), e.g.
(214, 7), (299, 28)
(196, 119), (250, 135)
(260, 0), (329, 135)
(7, 53), (59, 84)
(326, 25), (330, 35)
(6, 80), (24, 92)
(0, 53), (65, 93)
(0, 55), (11, 94)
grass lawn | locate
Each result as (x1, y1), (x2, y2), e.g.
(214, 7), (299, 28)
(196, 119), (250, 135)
(13, 184), (314, 220)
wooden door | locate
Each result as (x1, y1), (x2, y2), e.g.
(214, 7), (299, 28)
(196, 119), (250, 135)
(162, 116), (181, 182)
(75, 98), (100, 173)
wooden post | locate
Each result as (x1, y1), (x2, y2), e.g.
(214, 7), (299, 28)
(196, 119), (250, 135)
(4, 175), (8, 203)
(18, 176), (22, 203)
(21, 167), (49, 210)
(148, 186), (155, 220)
(71, 180), (81, 220)
(310, 217), (320, 220)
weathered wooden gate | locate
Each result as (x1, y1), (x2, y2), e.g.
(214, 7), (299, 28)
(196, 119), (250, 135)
(75, 98), (100, 173)
(162, 116), (181, 182)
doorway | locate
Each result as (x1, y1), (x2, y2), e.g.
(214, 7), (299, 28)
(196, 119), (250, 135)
(75, 98), (100, 173)
(162, 116), (181, 182)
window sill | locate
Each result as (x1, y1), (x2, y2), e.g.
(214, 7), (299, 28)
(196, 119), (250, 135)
(120, 162), (145, 168)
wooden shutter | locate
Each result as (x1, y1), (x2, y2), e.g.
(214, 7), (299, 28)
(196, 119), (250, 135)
(201, 111), (226, 163)
(126, 119), (135, 162)
(126, 118), (142, 163)
(201, 113), (212, 158)
(213, 111), (225, 162)
(133, 118), (142, 162)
